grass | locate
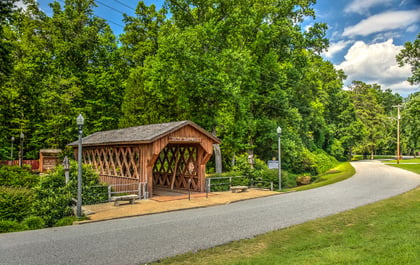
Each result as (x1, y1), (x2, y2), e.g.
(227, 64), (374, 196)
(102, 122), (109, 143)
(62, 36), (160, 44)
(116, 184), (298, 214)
(384, 158), (420, 175)
(153, 186), (420, 265)
(285, 162), (355, 192)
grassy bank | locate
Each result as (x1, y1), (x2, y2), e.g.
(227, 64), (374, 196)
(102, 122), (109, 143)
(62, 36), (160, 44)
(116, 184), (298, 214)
(286, 162), (355, 192)
(154, 186), (420, 265)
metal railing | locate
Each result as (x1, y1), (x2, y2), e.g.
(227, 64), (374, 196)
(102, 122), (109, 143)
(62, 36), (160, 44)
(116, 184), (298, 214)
(90, 182), (148, 202)
(205, 176), (273, 196)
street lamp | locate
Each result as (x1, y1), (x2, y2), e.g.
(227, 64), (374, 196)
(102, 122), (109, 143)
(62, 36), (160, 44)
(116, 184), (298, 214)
(10, 136), (15, 163)
(19, 132), (24, 167)
(277, 126), (282, 191)
(76, 114), (85, 218)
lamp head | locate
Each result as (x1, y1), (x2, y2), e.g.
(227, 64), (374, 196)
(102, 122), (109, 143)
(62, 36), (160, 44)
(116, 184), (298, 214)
(277, 126), (282, 134)
(76, 114), (85, 126)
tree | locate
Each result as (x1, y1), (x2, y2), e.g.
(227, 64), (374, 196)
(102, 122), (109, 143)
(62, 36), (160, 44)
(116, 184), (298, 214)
(0, 0), (16, 83)
(401, 92), (420, 156)
(0, 0), (124, 159)
(396, 33), (419, 85)
(349, 81), (388, 159)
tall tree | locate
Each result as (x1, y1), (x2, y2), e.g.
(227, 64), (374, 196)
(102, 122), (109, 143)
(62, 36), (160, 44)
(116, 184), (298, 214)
(349, 81), (388, 159)
(401, 92), (420, 156)
(0, 0), (123, 158)
(396, 33), (419, 85)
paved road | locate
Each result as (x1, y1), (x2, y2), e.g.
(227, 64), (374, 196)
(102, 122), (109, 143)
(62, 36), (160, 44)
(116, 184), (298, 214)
(1, 161), (419, 265)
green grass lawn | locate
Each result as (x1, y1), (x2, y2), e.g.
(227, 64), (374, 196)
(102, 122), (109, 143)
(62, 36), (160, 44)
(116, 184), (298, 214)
(384, 158), (420, 175)
(153, 163), (420, 265)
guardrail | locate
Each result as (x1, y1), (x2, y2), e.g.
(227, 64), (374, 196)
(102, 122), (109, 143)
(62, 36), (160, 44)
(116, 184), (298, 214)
(91, 182), (148, 203)
(205, 176), (273, 196)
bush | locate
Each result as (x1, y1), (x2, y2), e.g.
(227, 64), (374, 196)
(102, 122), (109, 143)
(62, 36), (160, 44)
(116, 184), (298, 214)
(257, 169), (297, 190)
(0, 165), (39, 188)
(21, 216), (45, 230)
(56, 162), (108, 205)
(298, 149), (338, 175)
(0, 220), (26, 233)
(31, 161), (107, 226)
(54, 216), (77, 227)
(0, 186), (34, 222)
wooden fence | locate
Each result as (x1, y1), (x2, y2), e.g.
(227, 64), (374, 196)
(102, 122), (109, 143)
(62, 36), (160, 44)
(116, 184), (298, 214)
(0, 160), (40, 170)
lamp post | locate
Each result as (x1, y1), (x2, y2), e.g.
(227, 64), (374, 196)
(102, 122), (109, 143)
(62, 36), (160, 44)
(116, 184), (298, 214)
(76, 114), (85, 218)
(10, 136), (15, 163)
(277, 126), (282, 191)
(19, 132), (24, 167)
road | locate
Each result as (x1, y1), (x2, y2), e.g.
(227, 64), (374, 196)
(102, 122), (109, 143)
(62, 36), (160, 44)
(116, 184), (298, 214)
(1, 161), (419, 265)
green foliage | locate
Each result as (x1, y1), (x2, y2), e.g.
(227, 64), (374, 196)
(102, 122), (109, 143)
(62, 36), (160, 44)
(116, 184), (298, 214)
(396, 33), (419, 85)
(0, 220), (26, 233)
(21, 215), (45, 230)
(55, 161), (108, 205)
(31, 174), (73, 227)
(0, 165), (39, 188)
(0, 0), (415, 178)
(54, 216), (77, 227)
(328, 139), (346, 161)
(31, 160), (106, 226)
(0, 186), (34, 222)
(257, 169), (297, 189)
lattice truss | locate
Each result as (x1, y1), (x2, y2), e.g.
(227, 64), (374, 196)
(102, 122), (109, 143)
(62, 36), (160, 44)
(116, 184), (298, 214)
(83, 146), (141, 179)
(153, 144), (199, 191)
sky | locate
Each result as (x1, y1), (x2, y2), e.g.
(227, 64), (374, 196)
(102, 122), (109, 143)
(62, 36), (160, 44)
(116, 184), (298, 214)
(34, 0), (420, 97)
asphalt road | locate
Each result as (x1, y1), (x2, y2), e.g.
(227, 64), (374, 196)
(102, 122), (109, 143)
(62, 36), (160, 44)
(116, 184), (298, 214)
(1, 161), (419, 265)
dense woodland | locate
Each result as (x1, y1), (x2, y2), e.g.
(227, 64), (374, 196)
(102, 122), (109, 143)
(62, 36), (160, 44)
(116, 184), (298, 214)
(1, 0), (419, 174)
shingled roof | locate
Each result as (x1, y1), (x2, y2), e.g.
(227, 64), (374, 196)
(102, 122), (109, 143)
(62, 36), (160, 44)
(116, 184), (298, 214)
(68, 120), (220, 147)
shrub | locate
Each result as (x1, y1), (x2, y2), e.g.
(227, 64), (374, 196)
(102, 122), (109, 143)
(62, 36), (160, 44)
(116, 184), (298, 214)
(31, 161), (107, 226)
(54, 216), (77, 227)
(298, 149), (338, 175)
(255, 169), (297, 190)
(0, 186), (34, 222)
(56, 162), (108, 205)
(0, 165), (39, 188)
(0, 220), (26, 233)
(21, 216), (45, 230)
(312, 150), (339, 174)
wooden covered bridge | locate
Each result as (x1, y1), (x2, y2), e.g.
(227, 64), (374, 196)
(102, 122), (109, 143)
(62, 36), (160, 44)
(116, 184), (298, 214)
(69, 120), (220, 197)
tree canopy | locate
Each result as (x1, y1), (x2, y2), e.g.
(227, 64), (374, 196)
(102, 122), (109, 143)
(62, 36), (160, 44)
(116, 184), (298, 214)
(0, 0), (418, 173)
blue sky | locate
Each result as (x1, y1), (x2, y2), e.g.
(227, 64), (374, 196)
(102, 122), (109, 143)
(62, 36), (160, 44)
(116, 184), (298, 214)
(34, 0), (420, 96)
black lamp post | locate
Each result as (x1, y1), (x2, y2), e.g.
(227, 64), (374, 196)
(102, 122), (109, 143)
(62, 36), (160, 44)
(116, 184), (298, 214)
(19, 132), (24, 167)
(277, 126), (282, 191)
(76, 114), (85, 218)
(10, 136), (15, 163)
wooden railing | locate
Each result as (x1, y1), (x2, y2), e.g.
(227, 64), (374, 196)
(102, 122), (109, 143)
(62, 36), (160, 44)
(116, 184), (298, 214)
(0, 160), (40, 170)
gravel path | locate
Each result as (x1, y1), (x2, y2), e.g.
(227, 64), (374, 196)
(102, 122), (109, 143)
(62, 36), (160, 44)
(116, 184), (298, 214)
(1, 161), (419, 265)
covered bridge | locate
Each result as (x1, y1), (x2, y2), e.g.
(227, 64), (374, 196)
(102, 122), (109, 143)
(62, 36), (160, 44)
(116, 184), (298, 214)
(68, 120), (220, 197)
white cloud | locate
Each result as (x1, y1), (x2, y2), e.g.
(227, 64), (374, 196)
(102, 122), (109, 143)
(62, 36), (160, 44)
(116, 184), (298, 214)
(337, 39), (419, 95)
(323, 40), (353, 58)
(14, 0), (28, 10)
(343, 10), (420, 37)
(344, 0), (393, 15)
